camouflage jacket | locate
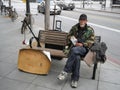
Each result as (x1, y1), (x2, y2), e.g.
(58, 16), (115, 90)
(65, 23), (95, 54)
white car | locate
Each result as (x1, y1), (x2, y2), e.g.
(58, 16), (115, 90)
(55, 0), (75, 10)
(37, 1), (61, 15)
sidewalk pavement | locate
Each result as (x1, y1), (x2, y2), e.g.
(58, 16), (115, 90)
(0, 12), (120, 90)
(75, 2), (120, 14)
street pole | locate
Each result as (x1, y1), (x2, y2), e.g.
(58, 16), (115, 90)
(105, 0), (106, 9)
(26, 0), (32, 29)
(45, 0), (50, 31)
(9, 0), (11, 7)
(26, 0), (30, 14)
(53, 5), (56, 30)
(83, 0), (85, 8)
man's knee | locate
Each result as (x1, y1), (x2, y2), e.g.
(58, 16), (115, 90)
(71, 47), (78, 54)
(72, 47), (87, 58)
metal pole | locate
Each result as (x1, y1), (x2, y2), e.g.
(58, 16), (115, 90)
(9, 0), (11, 7)
(105, 0), (106, 8)
(45, 0), (50, 31)
(83, 0), (85, 8)
(26, 0), (32, 28)
(53, 5), (56, 30)
(110, 0), (113, 9)
(26, 0), (30, 14)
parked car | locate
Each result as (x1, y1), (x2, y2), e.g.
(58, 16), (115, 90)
(37, 1), (61, 15)
(55, 0), (75, 10)
(84, 0), (93, 5)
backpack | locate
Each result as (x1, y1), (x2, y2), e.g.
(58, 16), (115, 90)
(90, 42), (107, 63)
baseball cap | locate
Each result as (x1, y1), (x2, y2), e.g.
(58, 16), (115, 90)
(79, 14), (87, 20)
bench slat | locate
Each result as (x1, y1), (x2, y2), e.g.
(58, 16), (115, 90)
(32, 47), (67, 58)
(39, 30), (68, 46)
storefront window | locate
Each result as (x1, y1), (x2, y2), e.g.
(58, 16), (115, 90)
(113, 0), (120, 4)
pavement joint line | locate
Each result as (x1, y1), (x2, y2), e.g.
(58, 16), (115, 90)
(0, 64), (16, 78)
(30, 79), (59, 90)
(96, 63), (101, 90)
(0, 52), (15, 61)
(99, 79), (120, 85)
(100, 64), (120, 72)
(79, 76), (98, 81)
(0, 60), (17, 65)
(4, 75), (32, 84)
(20, 75), (40, 90)
(5, 66), (17, 77)
(4, 69), (38, 84)
(61, 79), (68, 90)
(31, 83), (56, 90)
(21, 82), (32, 90)
(57, 15), (120, 33)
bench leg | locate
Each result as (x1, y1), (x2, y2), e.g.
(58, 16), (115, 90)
(92, 62), (98, 80)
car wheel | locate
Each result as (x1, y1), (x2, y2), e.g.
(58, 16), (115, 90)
(61, 7), (63, 10)
(38, 10), (40, 13)
(63, 7), (66, 10)
(70, 8), (73, 10)
(57, 12), (61, 15)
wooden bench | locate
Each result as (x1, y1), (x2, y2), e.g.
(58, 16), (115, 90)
(38, 30), (68, 58)
(38, 30), (101, 79)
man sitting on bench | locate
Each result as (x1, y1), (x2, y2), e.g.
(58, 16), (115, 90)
(57, 14), (95, 88)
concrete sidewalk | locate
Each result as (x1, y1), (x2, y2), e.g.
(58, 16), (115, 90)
(75, 2), (120, 14)
(0, 14), (120, 90)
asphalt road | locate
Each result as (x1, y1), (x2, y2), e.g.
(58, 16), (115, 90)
(33, 10), (120, 64)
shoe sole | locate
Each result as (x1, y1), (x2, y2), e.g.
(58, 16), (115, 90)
(57, 77), (63, 80)
(71, 85), (77, 88)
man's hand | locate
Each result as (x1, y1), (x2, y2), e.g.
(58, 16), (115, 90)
(75, 43), (83, 47)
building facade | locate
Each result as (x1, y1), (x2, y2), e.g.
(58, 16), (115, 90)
(112, 0), (120, 4)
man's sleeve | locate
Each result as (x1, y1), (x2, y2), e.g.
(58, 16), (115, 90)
(66, 26), (75, 45)
(83, 27), (95, 48)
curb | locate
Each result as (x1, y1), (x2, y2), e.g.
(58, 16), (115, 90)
(107, 56), (120, 66)
(107, 60), (120, 69)
(76, 8), (120, 14)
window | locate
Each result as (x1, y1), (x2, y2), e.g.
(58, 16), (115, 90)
(113, 0), (120, 4)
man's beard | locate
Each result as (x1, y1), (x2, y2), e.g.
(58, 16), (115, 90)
(80, 24), (85, 28)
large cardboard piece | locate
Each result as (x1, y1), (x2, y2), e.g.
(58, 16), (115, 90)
(18, 48), (51, 74)
(84, 51), (96, 67)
